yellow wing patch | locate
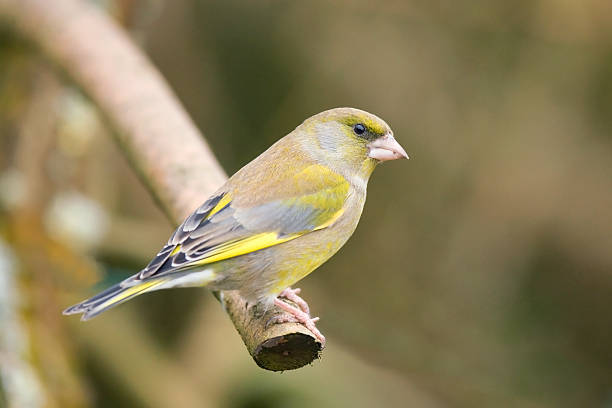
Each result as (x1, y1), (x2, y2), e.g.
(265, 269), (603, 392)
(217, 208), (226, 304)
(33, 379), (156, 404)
(316, 207), (345, 229)
(97, 279), (165, 311)
(208, 193), (232, 218)
(182, 167), (348, 267)
(193, 232), (298, 266)
(192, 206), (345, 267)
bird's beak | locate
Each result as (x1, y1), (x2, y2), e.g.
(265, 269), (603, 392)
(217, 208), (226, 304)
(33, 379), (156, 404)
(367, 134), (409, 161)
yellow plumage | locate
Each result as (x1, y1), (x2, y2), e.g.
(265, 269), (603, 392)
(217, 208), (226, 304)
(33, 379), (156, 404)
(64, 107), (408, 339)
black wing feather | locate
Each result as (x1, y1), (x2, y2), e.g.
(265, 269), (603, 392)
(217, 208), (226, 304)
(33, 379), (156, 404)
(137, 193), (225, 279)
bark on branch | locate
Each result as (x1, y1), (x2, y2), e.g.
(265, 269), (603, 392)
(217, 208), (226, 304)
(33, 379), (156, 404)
(0, 0), (321, 370)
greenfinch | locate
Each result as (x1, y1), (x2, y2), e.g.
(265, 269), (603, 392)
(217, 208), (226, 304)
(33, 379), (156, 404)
(64, 107), (408, 344)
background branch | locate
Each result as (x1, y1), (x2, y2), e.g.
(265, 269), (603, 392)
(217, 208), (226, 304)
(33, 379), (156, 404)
(0, 0), (321, 370)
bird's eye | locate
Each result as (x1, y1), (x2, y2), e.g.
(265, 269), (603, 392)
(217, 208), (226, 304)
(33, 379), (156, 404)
(353, 123), (366, 135)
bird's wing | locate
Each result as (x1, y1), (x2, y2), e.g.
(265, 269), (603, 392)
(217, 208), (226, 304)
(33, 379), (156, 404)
(137, 164), (349, 280)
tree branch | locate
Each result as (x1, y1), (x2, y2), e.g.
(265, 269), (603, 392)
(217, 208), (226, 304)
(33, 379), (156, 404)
(0, 0), (321, 370)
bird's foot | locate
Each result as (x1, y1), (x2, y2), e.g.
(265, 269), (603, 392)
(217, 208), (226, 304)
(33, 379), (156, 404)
(265, 311), (298, 327)
(274, 295), (325, 347)
(278, 287), (310, 315)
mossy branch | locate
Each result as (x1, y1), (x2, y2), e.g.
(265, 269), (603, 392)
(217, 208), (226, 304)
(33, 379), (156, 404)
(0, 0), (321, 370)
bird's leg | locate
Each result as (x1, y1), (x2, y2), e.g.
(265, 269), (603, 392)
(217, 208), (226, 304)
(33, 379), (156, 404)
(278, 287), (310, 315)
(265, 311), (298, 326)
(274, 295), (325, 346)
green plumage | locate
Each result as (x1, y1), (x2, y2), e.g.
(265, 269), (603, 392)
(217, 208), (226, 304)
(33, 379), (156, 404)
(64, 107), (405, 320)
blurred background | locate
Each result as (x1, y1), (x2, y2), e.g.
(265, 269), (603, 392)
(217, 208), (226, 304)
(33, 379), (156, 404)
(1, 0), (612, 407)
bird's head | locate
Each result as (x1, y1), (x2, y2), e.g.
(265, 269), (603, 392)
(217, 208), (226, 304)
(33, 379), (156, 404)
(296, 107), (408, 179)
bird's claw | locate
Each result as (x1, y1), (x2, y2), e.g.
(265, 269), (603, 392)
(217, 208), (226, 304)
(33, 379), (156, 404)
(278, 287), (310, 315)
(273, 294), (325, 347)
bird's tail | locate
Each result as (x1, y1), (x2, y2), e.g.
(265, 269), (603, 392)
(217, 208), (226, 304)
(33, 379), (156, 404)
(63, 278), (167, 321)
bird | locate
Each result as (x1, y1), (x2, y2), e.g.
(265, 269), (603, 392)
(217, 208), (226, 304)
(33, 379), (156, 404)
(64, 107), (408, 345)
